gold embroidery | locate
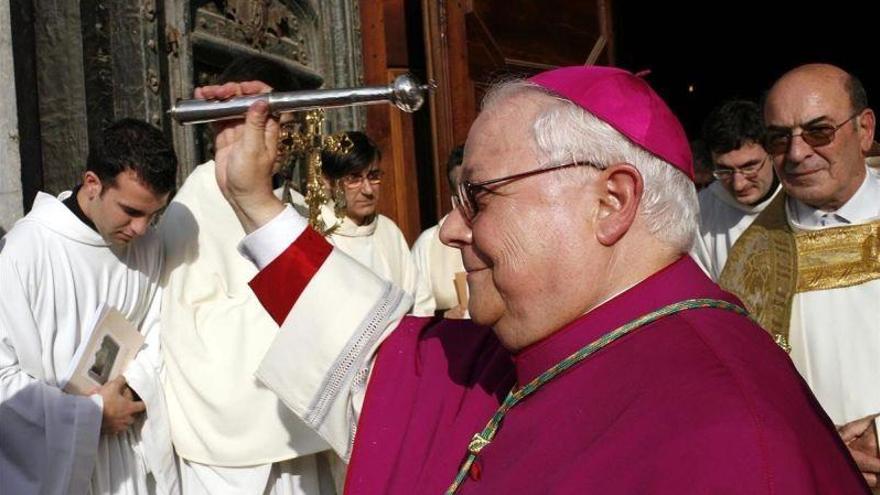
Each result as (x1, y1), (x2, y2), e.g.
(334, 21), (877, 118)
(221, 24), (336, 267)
(719, 193), (796, 351)
(773, 333), (792, 354)
(795, 223), (880, 292)
(720, 192), (880, 353)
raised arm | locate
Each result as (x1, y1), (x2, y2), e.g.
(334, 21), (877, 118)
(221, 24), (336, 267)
(202, 81), (285, 234)
(196, 82), (413, 459)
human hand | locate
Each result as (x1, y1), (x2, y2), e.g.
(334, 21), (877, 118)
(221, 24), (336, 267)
(443, 306), (468, 320)
(840, 414), (880, 487)
(95, 376), (146, 435)
(194, 81), (285, 232)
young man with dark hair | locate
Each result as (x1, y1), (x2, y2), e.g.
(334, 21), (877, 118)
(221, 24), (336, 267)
(0, 118), (179, 494)
(159, 55), (341, 494)
(692, 99), (780, 279)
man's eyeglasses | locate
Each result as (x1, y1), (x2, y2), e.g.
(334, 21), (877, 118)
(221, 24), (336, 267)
(763, 110), (863, 155)
(453, 161), (596, 222)
(341, 169), (384, 189)
(711, 155), (769, 181)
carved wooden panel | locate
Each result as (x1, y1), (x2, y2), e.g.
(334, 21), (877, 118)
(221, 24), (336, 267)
(14, 0), (365, 210)
(81, 1), (165, 148)
(167, 0), (325, 179)
(383, 68), (422, 243)
(165, 0), (365, 180)
(359, 0), (430, 244)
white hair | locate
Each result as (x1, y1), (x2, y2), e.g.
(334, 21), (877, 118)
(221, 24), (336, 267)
(481, 80), (698, 252)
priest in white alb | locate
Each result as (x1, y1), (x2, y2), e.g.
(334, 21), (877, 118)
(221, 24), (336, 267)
(691, 99), (780, 279)
(0, 120), (178, 494)
(318, 131), (434, 317)
(411, 145), (467, 317)
(720, 63), (880, 487)
(158, 56), (340, 494)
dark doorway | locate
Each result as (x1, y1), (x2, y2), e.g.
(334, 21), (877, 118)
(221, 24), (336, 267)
(613, 1), (879, 137)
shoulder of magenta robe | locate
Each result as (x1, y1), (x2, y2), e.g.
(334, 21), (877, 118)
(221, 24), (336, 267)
(345, 257), (869, 494)
(344, 316), (515, 493)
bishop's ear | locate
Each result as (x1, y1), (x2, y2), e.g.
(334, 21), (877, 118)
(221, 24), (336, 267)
(594, 163), (643, 246)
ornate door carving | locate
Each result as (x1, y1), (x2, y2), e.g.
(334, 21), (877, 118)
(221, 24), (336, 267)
(15, 0), (364, 204)
(165, 0), (364, 179)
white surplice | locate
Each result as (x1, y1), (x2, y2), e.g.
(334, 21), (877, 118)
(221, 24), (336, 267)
(691, 181), (781, 280)
(411, 216), (465, 312)
(237, 206), (410, 461)
(159, 162), (337, 495)
(0, 191), (177, 495)
(321, 205), (435, 317)
(784, 167), (880, 430)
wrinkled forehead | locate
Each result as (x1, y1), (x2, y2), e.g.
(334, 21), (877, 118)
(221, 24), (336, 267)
(461, 91), (552, 181)
(765, 75), (851, 126)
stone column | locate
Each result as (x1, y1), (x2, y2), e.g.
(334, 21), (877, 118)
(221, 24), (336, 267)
(0, 0), (23, 234)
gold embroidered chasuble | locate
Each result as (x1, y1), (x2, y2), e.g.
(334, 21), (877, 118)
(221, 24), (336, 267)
(718, 192), (880, 351)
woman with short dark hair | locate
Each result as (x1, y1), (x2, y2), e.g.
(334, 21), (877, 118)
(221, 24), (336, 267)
(319, 131), (435, 316)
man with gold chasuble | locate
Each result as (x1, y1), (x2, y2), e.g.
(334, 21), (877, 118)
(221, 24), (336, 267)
(719, 63), (880, 487)
(200, 66), (868, 493)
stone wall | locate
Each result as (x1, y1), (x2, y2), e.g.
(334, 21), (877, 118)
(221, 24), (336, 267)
(0, 0), (23, 233)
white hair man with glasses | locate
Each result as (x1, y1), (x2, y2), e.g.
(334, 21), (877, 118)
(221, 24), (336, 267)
(196, 65), (868, 493)
(718, 63), (880, 488)
(691, 99), (781, 280)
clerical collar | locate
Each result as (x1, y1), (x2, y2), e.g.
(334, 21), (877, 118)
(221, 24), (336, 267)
(755, 176), (780, 205)
(321, 202), (379, 237)
(62, 185), (99, 233)
(788, 166), (880, 229)
(709, 180), (781, 214)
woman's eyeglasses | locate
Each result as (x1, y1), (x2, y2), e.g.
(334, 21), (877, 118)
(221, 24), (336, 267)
(341, 169), (384, 188)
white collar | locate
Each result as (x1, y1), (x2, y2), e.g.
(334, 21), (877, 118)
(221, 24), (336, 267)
(708, 180), (781, 214)
(321, 203), (379, 237)
(788, 166), (880, 229)
(26, 191), (110, 247)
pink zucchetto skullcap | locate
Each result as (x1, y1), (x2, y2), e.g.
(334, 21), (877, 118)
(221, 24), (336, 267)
(529, 66), (694, 180)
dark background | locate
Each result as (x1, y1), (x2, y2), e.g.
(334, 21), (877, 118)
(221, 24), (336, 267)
(613, 1), (878, 138)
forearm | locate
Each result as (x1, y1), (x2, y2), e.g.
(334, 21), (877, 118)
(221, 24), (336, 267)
(0, 362), (103, 494)
(230, 193), (286, 234)
(0, 361), (103, 416)
(254, 280), (410, 460)
(241, 206), (412, 459)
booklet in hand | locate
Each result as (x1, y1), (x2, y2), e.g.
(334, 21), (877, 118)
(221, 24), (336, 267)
(59, 304), (145, 395)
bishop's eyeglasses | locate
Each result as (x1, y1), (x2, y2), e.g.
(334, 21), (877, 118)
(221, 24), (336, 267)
(452, 161), (596, 222)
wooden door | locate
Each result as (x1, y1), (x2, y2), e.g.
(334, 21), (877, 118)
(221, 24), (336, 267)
(422, 0), (615, 219)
